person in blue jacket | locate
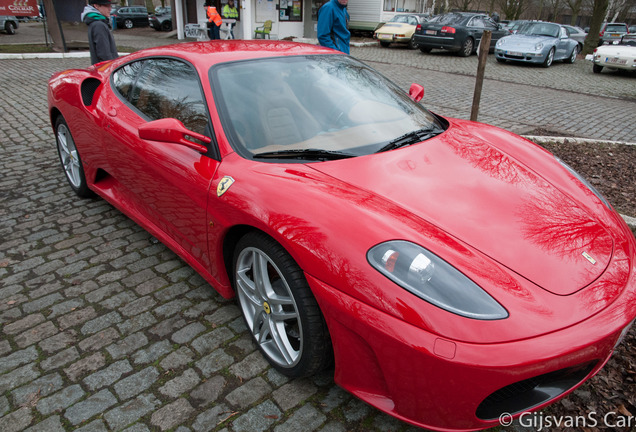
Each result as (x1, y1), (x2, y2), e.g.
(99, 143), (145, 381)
(317, 0), (350, 54)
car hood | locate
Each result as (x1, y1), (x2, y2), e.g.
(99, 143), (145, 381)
(312, 121), (613, 296)
(500, 34), (555, 48)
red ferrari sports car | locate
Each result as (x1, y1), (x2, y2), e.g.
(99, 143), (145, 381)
(48, 41), (636, 431)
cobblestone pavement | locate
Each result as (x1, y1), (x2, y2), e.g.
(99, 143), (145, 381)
(0, 34), (635, 432)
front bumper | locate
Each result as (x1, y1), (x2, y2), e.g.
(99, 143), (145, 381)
(309, 269), (636, 431)
(495, 48), (546, 64)
(375, 33), (411, 44)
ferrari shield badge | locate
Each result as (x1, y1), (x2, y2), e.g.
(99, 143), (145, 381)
(582, 251), (596, 265)
(217, 176), (235, 197)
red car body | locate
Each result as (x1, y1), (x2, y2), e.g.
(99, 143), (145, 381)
(47, 41), (636, 431)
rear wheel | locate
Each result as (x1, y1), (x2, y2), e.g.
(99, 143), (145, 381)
(542, 47), (555, 67)
(124, 19), (133, 29)
(408, 36), (418, 49)
(380, 41), (390, 47)
(233, 232), (332, 378)
(566, 45), (578, 64)
(55, 116), (94, 198)
(593, 63), (603, 74)
(458, 37), (474, 57)
(419, 45), (432, 53)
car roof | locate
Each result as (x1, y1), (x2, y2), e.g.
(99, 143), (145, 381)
(117, 41), (343, 70)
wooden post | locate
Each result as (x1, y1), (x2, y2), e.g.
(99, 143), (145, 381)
(470, 30), (491, 122)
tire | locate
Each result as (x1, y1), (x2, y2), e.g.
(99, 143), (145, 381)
(233, 232), (332, 378)
(458, 37), (474, 57)
(408, 36), (418, 49)
(5, 21), (16, 35)
(542, 47), (555, 68)
(380, 41), (390, 48)
(419, 45), (432, 53)
(566, 45), (578, 64)
(124, 19), (133, 29)
(54, 116), (94, 198)
(593, 63), (603, 74)
(161, 21), (172, 31)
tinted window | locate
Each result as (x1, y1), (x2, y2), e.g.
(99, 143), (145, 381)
(606, 24), (627, 32)
(113, 59), (209, 135)
(436, 13), (464, 25)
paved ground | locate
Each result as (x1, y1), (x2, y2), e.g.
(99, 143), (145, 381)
(1, 24), (635, 432)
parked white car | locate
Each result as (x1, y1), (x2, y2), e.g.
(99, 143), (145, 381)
(591, 34), (636, 74)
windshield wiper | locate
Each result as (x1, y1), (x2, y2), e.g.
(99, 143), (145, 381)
(376, 127), (442, 153)
(252, 148), (356, 161)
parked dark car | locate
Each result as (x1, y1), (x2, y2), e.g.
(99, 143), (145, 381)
(149, 6), (172, 31)
(112, 6), (149, 29)
(413, 12), (509, 56)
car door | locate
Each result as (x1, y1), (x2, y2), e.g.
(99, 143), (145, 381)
(101, 57), (219, 268)
(466, 15), (485, 44)
(555, 26), (572, 59)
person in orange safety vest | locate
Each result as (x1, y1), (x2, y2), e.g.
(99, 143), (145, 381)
(205, 3), (222, 40)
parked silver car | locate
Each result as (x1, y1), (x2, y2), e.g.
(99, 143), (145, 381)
(562, 25), (587, 49)
(0, 15), (18, 34)
(495, 22), (579, 67)
(598, 22), (629, 46)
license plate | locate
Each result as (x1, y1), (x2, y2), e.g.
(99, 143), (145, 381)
(606, 57), (627, 64)
(378, 34), (393, 40)
(507, 51), (523, 56)
(425, 30), (436, 35)
(610, 33), (620, 36)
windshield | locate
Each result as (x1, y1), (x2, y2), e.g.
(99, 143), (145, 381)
(519, 22), (560, 38)
(211, 55), (444, 160)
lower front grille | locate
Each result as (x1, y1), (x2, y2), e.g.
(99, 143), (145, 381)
(476, 361), (597, 420)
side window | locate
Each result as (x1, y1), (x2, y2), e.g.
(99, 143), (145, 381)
(469, 17), (484, 28)
(128, 59), (209, 135)
(112, 60), (144, 101)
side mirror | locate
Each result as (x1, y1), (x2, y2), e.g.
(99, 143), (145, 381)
(409, 83), (424, 102)
(138, 118), (211, 154)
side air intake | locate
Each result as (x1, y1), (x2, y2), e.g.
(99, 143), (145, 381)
(81, 78), (102, 107)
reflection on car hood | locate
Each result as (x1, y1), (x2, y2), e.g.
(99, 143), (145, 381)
(501, 34), (556, 48)
(376, 23), (414, 32)
(313, 120), (613, 296)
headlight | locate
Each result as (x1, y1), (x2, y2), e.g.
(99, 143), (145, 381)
(367, 241), (508, 320)
(535, 42), (544, 51)
(556, 157), (611, 209)
(496, 38), (505, 47)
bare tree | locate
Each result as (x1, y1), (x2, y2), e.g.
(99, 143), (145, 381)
(582, 0), (608, 55)
(497, 0), (529, 19)
(565, 0), (585, 24)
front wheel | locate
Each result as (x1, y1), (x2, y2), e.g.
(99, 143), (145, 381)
(542, 47), (555, 68)
(233, 232), (332, 378)
(566, 45), (578, 64)
(458, 37), (474, 57)
(55, 116), (94, 198)
(161, 21), (172, 31)
(124, 19), (133, 29)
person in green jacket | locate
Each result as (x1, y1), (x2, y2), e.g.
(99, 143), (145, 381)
(222, 0), (239, 39)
